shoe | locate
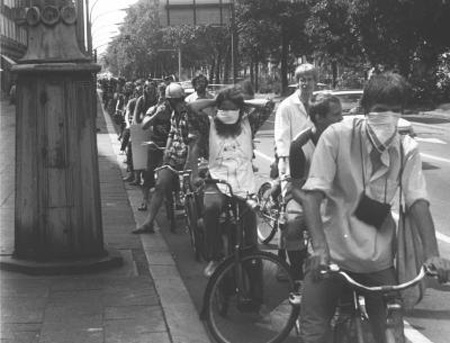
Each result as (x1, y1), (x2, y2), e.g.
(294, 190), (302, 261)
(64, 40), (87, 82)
(129, 181), (140, 186)
(132, 224), (155, 234)
(137, 203), (147, 211)
(289, 292), (302, 306)
(204, 260), (220, 277)
(276, 266), (289, 282)
(123, 175), (134, 182)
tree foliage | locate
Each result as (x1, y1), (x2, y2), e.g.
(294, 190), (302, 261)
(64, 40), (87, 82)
(101, 0), (450, 101)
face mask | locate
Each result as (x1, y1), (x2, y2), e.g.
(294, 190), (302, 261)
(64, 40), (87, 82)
(216, 109), (240, 124)
(366, 111), (401, 152)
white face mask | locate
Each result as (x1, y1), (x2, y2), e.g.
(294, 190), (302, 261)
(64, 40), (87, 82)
(366, 111), (401, 150)
(216, 109), (240, 124)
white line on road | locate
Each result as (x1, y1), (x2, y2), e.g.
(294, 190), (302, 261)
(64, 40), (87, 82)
(436, 231), (450, 244)
(416, 137), (447, 145)
(255, 150), (273, 162)
(420, 153), (450, 164)
(404, 320), (434, 343)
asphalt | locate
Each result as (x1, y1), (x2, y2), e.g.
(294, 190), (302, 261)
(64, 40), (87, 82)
(0, 92), (211, 343)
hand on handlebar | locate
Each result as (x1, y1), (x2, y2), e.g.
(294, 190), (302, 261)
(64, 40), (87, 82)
(278, 158), (288, 176)
(308, 248), (331, 281)
(425, 256), (450, 283)
(190, 175), (205, 190)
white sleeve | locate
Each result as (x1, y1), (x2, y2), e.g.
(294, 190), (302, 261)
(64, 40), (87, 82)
(274, 102), (292, 157)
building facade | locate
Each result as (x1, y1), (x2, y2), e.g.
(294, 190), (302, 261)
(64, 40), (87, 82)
(0, 0), (27, 93)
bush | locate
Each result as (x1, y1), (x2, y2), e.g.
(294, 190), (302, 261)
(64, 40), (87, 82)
(258, 74), (281, 94)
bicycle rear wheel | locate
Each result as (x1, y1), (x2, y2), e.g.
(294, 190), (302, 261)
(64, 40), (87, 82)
(257, 182), (278, 245)
(203, 251), (300, 343)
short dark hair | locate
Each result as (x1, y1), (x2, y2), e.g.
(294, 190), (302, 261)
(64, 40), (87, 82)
(360, 72), (410, 113)
(192, 74), (208, 87)
(309, 93), (341, 124)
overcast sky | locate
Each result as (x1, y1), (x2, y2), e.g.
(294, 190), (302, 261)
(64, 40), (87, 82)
(90, 0), (139, 55)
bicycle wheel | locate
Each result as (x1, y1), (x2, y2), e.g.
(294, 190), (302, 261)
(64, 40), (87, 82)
(184, 194), (202, 261)
(203, 251), (300, 343)
(257, 182), (278, 245)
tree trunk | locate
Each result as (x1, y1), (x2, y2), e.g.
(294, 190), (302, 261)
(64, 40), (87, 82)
(332, 59), (338, 89)
(255, 61), (259, 92)
(215, 53), (222, 84)
(250, 61), (254, 87)
(280, 23), (289, 96)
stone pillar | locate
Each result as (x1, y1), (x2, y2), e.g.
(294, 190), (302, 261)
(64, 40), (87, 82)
(1, 0), (121, 273)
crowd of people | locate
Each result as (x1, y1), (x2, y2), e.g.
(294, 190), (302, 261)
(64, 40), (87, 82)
(99, 66), (450, 343)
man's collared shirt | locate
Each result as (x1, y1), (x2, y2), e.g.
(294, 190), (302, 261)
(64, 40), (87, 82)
(274, 89), (312, 158)
(303, 117), (428, 273)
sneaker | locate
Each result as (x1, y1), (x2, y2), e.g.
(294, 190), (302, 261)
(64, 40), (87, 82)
(289, 292), (302, 306)
(204, 260), (220, 278)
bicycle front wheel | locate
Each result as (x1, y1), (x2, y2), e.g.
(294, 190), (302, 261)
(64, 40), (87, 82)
(257, 182), (278, 245)
(203, 251), (300, 343)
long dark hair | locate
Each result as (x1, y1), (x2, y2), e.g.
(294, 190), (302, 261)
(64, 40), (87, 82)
(214, 87), (245, 137)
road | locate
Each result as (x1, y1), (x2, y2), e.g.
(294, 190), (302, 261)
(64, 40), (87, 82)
(160, 114), (450, 343)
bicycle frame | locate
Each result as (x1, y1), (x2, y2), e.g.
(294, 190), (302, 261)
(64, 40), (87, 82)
(204, 179), (260, 306)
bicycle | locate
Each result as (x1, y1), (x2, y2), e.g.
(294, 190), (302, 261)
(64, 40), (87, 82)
(201, 179), (300, 343)
(256, 180), (285, 244)
(313, 263), (439, 343)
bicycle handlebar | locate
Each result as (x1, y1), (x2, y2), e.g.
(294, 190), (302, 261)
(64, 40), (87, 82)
(324, 263), (437, 293)
(154, 164), (192, 177)
(204, 179), (260, 210)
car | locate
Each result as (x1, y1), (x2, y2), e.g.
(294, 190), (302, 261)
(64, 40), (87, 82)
(314, 89), (415, 136)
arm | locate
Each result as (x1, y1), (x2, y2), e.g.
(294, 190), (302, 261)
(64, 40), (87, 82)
(274, 102), (292, 159)
(274, 103), (292, 175)
(188, 98), (217, 113)
(142, 103), (167, 130)
(133, 97), (142, 124)
(247, 100), (275, 135)
(402, 138), (449, 282)
(303, 191), (330, 275)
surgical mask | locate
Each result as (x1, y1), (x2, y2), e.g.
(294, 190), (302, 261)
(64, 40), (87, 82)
(366, 111), (401, 152)
(216, 109), (240, 124)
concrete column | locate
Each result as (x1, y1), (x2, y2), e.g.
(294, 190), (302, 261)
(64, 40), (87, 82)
(1, 0), (121, 273)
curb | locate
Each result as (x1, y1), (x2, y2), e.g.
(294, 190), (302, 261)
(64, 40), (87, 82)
(99, 94), (211, 343)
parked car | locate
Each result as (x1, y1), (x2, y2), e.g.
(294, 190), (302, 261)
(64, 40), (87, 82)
(314, 89), (415, 136)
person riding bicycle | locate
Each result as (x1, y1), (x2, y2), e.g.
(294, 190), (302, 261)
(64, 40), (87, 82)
(187, 86), (274, 277)
(300, 72), (450, 343)
(284, 93), (343, 282)
(132, 83), (204, 234)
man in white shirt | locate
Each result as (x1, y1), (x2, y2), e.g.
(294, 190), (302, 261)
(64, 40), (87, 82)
(274, 63), (317, 271)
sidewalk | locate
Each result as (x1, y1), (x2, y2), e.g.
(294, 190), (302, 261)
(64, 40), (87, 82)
(0, 94), (211, 343)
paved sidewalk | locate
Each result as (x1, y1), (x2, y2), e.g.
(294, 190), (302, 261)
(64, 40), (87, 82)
(0, 94), (211, 343)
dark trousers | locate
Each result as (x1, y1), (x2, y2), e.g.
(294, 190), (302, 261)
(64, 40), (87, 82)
(300, 266), (399, 343)
(202, 183), (257, 262)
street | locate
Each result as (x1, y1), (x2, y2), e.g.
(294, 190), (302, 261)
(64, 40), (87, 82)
(159, 113), (450, 343)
